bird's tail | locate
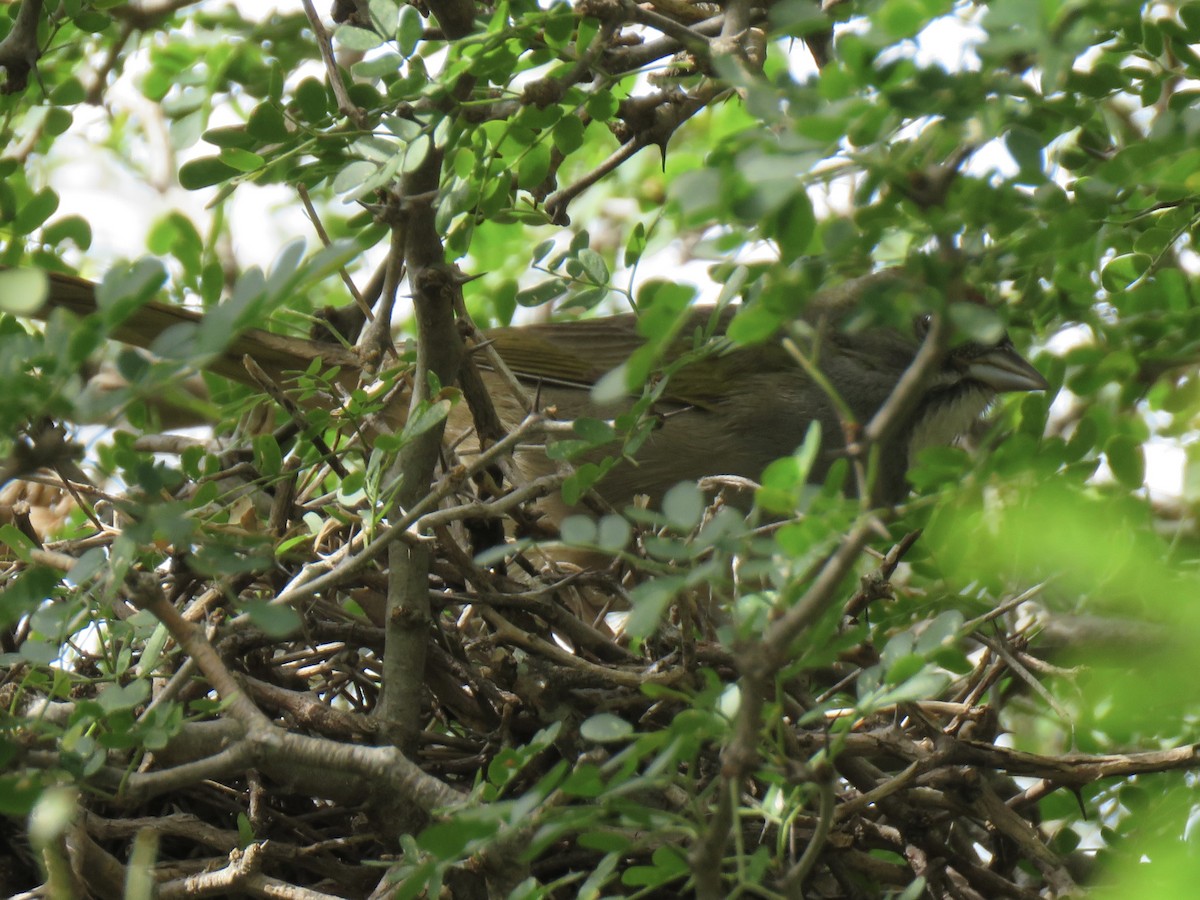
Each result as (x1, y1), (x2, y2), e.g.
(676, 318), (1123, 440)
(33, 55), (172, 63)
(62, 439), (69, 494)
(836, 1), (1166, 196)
(10, 268), (363, 389)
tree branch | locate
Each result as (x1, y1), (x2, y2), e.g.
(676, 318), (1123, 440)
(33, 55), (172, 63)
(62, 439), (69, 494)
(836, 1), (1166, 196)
(0, 0), (43, 94)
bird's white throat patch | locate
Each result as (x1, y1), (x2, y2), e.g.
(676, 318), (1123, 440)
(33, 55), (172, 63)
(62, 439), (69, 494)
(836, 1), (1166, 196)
(907, 385), (994, 459)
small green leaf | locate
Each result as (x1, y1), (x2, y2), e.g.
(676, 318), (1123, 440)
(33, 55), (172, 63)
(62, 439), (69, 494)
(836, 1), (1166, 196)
(369, 0), (400, 36)
(68, 548), (107, 585)
(1106, 435), (1145, 489)
(293, 78), (329, 121)
(560, 515), (597, 545)
(516, 278), (566, 307)
(0, 773), (44, 816)
(766, 190), (815, 258)
(44, 107), (73, 137)
(417, 818), (496, 858)
(624, 223), (647, 268)
(1005, 126), (1046, 181)
(403, 398), (451, 440)
(580, 713), (634, 743)
(623, 845), (689, 888)
(876, 670), (950, 706)
(726, 304), (782, 345)
(662, 482), (704, 530)
(73, 11), (112, 32)
(236, 813), (256, 849)
(96, 259), (168, 320)
(560, 765), (606, 798)
(573, 417), (615, 444)
(562, 463), (604, 506)
(585, 90), (618, 121)
(42, 215), (93, 250)
(333, 160), (380, 195)
(179, 156), (240, 190)
(402, 134), (431, 174)
(948, 303), (1004, 345)
(793, 421), (821, 483)
(669, 169), (723, 222)
(552, 114), (585, 154)
(253, 434), (283, 478)
(219, 147), (265, 172)
(1, 566), (62, 630)
(203, 126), (256, 149)
(877, 0), (934, 39)
(770, 0), (833, 36)
(596, 515), (631, 552)
(517, 142), (551, 190)
(1101, 253), (1151, 292)
(50, 77), (86, 105)
(336, 24), (384, 50)
(624, 576), (683, 638)
(577, 248), (609, 285)
(13, 188), (59, 235)
(240, 601), (301, 637)
(247, 103), (289, 142)
(591, 362), (630, 405)
(97, 680), (150, 712)
(398, 5), (424, 56)
(885, 653), (926, 686)
(914, 610), (964, 654)
(0, 268), (48, 314)
(756, 423), (820, 513)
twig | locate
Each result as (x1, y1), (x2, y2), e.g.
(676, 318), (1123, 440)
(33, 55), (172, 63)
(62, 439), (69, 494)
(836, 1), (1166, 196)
(842, 528), (922, 620)
(781, 775), (835, 896)
(243, 355), (349, 478)
(301, 0), (366, 128)
(298, 183), (373, 321)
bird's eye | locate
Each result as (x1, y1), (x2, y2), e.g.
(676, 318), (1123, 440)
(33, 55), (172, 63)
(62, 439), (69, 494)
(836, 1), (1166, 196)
(915, 313), (933, 337)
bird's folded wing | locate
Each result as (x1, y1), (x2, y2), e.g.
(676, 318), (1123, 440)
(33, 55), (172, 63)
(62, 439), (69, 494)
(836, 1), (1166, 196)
(483, 316), (642, 389)
(486, 308), (808, 413)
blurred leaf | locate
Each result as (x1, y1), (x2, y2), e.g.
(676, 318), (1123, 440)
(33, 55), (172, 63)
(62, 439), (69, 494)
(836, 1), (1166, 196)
(1106, 434), (1145, 489)
(948, 303), (1004, 345)
(239, 601), (301, 637)
(0, 268), (48, 314)
(1101, 253), (1151, 292)
(625, 576), (684, 639)
(417, 817), (497, 859)
(580, 713), (633, 743)
(560, 515), (597, 545)
(13, 187), (59, 235)
(179, 156), (240, 190)
(596, 515), (631, 552)
(336, 25), (384, 50)
(662, 482), (704, 530)
(397, 6), (423, 56)
(766, 190), (815, 258)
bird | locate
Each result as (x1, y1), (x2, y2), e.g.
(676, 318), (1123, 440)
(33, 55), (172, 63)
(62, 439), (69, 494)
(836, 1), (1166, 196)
(473, 271), (1048, 509)
(10, 267), (1048, 514)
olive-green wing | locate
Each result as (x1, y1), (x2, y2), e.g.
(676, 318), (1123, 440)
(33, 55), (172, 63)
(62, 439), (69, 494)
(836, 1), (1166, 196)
(484, 314), (646, 388)
(486, 306), (803, 410)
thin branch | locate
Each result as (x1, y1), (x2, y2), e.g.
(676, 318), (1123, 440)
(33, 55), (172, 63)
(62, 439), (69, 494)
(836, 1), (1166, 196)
(301, 0), (366, 129)
(298, 183), (373, 321)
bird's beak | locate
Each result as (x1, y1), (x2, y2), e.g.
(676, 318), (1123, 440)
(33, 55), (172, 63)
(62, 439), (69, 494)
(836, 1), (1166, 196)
(965, 345), (1049, 393)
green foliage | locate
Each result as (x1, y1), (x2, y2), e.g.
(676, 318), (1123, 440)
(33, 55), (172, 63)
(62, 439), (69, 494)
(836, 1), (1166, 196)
(3, 0), (1200, 896)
